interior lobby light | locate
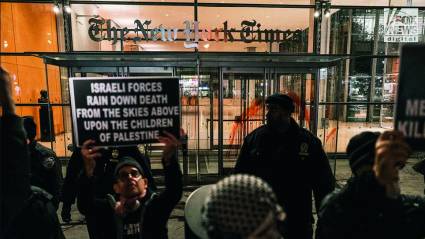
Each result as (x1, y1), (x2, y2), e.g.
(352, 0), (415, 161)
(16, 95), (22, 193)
(314, 1), (321, 18)
(203, 43), (210, 49)
(53, 4), (60, 14)
(64, 5), (72, 13)
(324, 1), (331, 18)
(324, 9), (331, 18)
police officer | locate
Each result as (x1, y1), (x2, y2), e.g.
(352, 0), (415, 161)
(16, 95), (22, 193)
(23, 116), (63, 209)
(234, 93), (335, 239)
(75, 145), (156, 239)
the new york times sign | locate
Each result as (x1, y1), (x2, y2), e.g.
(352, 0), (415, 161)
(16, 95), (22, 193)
(88, 17), (304, 48)
(69, 76), (180, 147)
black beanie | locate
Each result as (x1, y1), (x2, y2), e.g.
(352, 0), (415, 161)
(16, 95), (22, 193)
(23, 116), (37, 140)
(114, 156), (145, 179)
(346, 131), (381, 173)
(265, 93), (295, 113)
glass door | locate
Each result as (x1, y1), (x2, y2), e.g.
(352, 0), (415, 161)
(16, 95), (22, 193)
(177, 67), (219, 177)
(220, 68), (266, 171)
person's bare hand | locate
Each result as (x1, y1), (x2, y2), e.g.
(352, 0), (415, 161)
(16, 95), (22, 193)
(158, 130), (183, 166)
(374, 131), (411, 188)
(81, 139), (102, 177)
(0, 68), (15, 114)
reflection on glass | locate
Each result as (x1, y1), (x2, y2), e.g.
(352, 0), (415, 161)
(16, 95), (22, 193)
(198, 7), (311, 52)
(71, 4), (194, 51)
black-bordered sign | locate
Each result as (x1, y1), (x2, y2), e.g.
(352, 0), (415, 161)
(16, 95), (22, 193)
(69, 76), (180, 147)
(395, 44), (425, 150)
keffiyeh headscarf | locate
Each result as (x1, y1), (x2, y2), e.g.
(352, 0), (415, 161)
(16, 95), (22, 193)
(202, 174), (285, 239)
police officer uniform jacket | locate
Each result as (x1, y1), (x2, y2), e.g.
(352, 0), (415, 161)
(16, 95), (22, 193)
(29, 141), (63, 208)
(234, 118), (335, 239)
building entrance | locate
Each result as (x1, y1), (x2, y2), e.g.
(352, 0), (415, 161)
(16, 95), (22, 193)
(23, 52), (342, 178)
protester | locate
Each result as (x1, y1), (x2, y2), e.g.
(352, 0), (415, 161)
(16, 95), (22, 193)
(318, 131), (425, 239)
(234, 93), (334, 239)
(77, 131), (183, 239)
(0, 67), (64, 238)
(23, 116), (63, 209)
(202, 174), (286, 239)
(62, 146), (156, 224)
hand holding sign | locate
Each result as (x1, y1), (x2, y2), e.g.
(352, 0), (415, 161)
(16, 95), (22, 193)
(159, 129), (185, 166)
(374, 130), (411, 198)
(81, 139), (103, 177)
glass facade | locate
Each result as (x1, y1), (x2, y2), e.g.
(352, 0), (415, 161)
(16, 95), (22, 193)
(2, 1), (425, 177)
(318, 7), (425, 154)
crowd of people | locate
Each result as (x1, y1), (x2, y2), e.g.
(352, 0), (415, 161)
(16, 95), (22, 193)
(1, 66), (425, 239)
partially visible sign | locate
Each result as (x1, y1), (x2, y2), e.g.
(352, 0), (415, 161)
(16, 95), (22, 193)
(69, 77), (180, 147)
(395, 44), (425, 150)
(384, 8), (419, 43)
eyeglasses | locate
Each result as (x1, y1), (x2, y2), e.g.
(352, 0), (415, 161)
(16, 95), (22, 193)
(118, 169), (142, 181)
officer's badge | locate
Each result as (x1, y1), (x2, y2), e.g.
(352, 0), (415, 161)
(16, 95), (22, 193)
(299, 142), (309, 159)
(112, 149), (119, 159)
(42, 156), (55, 169)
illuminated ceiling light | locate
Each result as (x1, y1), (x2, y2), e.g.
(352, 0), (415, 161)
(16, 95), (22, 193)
(64, 5), (72, 13)
(3, 41), (8, 49)
(314, 1), (321, 18)
(324, 2), (331, 18)
(165, 13), (169, 17)
(53, 4), (60, 14)
(325, 1), (331, 18)
(203, 43), (210, 49)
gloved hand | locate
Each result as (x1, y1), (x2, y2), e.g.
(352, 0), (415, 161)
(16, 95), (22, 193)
(61, 203), (72, 223)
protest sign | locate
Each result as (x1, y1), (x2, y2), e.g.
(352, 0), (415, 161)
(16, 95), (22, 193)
(69, 76), (180, 147)
(395, 44), (425, 150)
